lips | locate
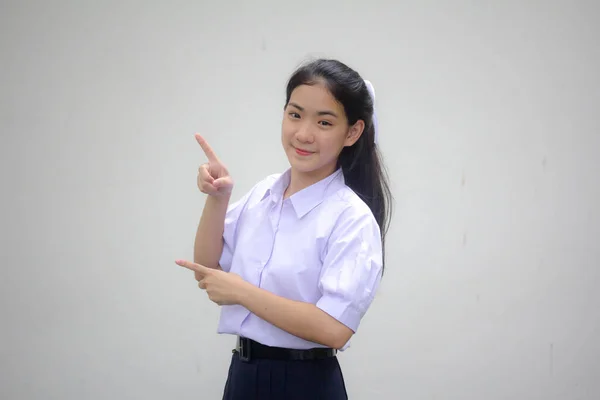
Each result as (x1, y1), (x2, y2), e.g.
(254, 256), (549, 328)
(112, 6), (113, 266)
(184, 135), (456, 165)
(294, 147), (313, 156)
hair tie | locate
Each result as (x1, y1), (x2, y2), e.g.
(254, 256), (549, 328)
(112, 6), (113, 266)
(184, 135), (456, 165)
(364, 80), (379, 144)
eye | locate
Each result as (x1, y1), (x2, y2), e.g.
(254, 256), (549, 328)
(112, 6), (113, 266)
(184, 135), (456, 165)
(318, 120), (332, 127)
(288, 112), (300, 119)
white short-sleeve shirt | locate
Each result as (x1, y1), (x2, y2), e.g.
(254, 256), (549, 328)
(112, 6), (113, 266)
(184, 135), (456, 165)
(217, 168), (383, 350)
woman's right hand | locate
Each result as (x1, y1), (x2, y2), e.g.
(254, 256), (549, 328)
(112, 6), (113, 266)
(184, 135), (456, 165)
(195, 133), (234, 197)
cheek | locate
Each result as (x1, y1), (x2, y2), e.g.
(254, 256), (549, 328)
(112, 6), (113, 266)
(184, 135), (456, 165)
(281, 122), (294, 142)
(321, 130), (347, 151)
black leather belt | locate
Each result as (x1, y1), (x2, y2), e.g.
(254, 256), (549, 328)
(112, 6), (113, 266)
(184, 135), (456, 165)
(234, 337), (337, 362)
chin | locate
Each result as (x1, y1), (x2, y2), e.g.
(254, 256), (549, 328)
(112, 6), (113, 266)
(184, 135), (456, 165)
(289, 158), (336, 180)
(288, 158), (318, 173)
(285, 147), (336, 176)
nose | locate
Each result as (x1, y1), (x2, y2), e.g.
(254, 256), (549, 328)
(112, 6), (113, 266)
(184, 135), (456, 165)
(295, 122), (315, 144)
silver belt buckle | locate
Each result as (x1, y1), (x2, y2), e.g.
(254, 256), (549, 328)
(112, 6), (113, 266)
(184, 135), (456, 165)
(238, 337), (251, 362)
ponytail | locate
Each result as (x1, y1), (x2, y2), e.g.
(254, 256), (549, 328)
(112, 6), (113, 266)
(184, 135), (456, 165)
(338, 116), (392, 274)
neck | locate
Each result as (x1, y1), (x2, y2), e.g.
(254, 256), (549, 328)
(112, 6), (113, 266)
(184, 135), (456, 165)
(284, 166), (337, 199)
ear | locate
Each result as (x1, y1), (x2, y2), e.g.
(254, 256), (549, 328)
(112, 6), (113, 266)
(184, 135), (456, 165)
(344, 120), (365, 147)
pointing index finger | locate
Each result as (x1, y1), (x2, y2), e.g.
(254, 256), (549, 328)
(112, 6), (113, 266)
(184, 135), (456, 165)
(194, 133), (220, 163)
(175, 259), (211, 276)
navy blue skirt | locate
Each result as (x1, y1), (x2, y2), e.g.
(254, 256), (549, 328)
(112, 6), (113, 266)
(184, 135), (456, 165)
(222, 352), (348, 399)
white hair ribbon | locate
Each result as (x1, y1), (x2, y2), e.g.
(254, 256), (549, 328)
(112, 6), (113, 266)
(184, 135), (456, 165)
(364, 79), (379, 144)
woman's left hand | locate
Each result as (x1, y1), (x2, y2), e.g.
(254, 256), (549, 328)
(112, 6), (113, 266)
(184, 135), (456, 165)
(175, 259), (248, 306)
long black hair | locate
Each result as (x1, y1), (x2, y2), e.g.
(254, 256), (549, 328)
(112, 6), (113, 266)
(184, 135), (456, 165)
(285, 58), (393, 273)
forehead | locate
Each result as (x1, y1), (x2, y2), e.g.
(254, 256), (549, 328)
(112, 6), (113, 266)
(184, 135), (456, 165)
(288, 83), (345, 114)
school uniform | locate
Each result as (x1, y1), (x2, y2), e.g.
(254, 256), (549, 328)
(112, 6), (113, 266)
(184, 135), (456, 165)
(217, 167), (383, 400)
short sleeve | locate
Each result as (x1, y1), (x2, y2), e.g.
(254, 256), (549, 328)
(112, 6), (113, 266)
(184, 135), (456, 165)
(218, 188), (255, 272)
(316, 210), (383, 333)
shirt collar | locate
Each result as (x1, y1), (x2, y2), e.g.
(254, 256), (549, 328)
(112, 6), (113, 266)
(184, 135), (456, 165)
(261, 168), (346, 218)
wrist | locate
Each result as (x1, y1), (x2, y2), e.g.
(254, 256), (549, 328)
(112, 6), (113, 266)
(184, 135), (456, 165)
(207, 192), (231, 202)
(205, 193), (231, 211)
(235, 279), (255, 307)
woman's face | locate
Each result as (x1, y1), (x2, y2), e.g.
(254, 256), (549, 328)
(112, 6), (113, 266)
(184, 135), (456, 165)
(281, 82), (363, 182)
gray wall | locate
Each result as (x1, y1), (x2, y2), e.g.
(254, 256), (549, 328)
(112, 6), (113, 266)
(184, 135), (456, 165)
(1, 1), (598, 399)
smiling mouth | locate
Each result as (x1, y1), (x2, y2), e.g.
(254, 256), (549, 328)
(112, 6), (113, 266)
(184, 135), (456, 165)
(294, 147), (313, 156)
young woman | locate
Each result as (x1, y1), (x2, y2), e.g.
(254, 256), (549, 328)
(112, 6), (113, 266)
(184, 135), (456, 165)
(176, 58), (392, 399)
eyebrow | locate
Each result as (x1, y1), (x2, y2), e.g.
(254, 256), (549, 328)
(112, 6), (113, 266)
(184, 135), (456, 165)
(287, 102), (338, 118)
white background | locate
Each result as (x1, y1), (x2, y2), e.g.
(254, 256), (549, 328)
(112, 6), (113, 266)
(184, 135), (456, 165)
(1, 1), (599, 399)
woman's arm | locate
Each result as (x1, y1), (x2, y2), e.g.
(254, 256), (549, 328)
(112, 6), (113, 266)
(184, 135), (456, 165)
(176, 260), (355, 349)
(193, 194), (230, 272)
(192, 134), (234, 278)
(237, 283), (353, 350)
